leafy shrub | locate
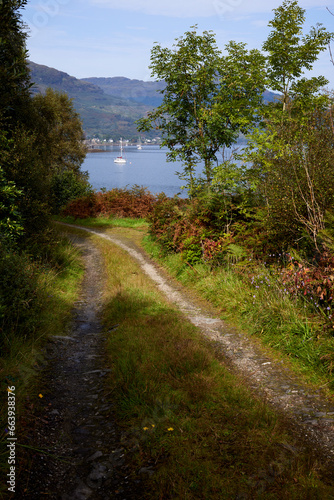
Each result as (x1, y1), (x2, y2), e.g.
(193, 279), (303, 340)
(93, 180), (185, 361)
(95, 186), (156, 218)
(148, 192), (256, 266)
(62, 186), (157, 219)
(182, 241), (203, 265)
(62, 193), (98, 219)
(280, 251), (334, 326)
(50, 170), (92, 214)
(0, 166), (24, 242)
(245, 105), (334, 252)
(0, 246), (46, 349)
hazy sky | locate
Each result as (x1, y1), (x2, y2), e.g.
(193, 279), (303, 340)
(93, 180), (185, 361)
(22, 0), (334, 86)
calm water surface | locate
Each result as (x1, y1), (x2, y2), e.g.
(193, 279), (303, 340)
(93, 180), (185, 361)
(83, 145), (191, 197)
(83, 144), (244, 197)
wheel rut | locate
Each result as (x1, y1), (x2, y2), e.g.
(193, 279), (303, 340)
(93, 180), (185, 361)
(20, 235), (144, 499)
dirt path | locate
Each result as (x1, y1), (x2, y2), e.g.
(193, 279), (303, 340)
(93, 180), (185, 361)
(20, 224), (334, 498)
(20, 235), (144, 499)
(65, 225), (334, 466)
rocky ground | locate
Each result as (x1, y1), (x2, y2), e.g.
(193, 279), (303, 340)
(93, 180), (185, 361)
(18, 225), (334, 498)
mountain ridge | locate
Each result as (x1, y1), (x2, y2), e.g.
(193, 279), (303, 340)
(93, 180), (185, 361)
(28, 61), (156, 140)
(80, 76), (166, 107)
(28, 61), (281, 140)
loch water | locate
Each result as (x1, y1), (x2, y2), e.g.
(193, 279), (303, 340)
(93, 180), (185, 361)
(82, 145), (201, 198)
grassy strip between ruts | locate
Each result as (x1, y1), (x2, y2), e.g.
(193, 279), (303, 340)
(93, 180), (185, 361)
(89, 231), (334, 499)
(0, 228), (84, 498)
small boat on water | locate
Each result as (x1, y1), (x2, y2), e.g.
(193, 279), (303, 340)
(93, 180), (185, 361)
(137, 137), (142, 150)
(114, 138), (127, 163)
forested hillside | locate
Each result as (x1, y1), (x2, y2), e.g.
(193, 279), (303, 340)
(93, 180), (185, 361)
(80, 76), (167, 107)
(28, 61), (157, 140)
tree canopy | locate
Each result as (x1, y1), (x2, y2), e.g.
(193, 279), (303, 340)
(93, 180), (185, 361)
(0, 0), (89, 240)
(0, 0), (31, 126)
(263, 0), (333, 111)
(137, 27), (266, 195)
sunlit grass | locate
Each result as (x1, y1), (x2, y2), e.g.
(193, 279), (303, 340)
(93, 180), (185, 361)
(54, 214), (149, 229)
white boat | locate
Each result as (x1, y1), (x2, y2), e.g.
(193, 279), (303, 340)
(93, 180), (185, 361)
(137, 137), (142, 150)
(114, 138), (127, 163)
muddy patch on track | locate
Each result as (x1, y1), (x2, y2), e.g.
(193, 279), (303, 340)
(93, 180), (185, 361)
(20, 236), (144, 499)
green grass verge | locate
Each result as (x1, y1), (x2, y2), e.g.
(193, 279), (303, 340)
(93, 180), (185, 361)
(92, 234), (334, 499)
(0, 231), (84, 498)
(54, 214), (149, 229)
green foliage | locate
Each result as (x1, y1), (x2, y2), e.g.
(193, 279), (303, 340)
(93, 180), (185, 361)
(0, 228), (83, 355)
(224, 243), (248, 265)
(147, 191), (257, 267)
(0, 162), (23, 242)
(1, 123), (53, 236)
(244, 103), (334, 251)
(0, 0), (31, 127)
(263, 0), (333, 111)
(182, 242), (203, 266)
(239, 1), (334, 253)
(0, 245), (45, 349)
(50, 170), (92, 213)
(137, 26), (266, 194)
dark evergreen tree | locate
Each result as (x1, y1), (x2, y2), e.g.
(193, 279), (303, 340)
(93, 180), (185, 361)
(0, 0), (31, 128)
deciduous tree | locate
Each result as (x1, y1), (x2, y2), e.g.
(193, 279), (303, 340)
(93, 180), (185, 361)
(242, 0), (334, 251)
(31, 89), (87, 177)
(263, 0), (332, 112)
(137, 27), (266, 195)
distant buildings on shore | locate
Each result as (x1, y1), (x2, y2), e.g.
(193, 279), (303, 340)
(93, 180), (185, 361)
(83, 137), (162, 148)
